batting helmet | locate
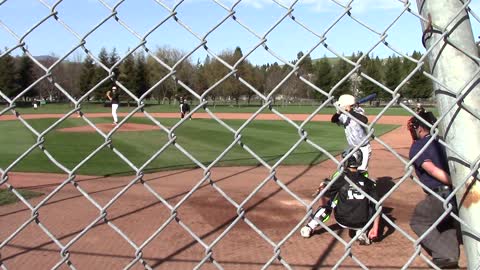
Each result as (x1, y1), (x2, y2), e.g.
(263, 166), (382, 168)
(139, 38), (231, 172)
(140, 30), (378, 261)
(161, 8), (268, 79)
(336, 94), (356, 110)
(342, 147), (363, 168)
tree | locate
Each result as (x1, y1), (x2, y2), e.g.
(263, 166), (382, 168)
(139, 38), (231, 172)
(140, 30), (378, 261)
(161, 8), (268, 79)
(119, 53), (136, 94)
(134, 52), (149, 99)
(94, 47), (110, 100)
(109, 48), (120, 83)
(314, 55), (333, 100)
(297, 51), (314, 76)
(17, 54), (36, 100)
(229, 46), (249, 106)
(245, 64), (262, 105)
(264, 62), (285, 104)
(57, 58), (83, 100)
(202, 53), (231, 105)
(0, 52), (18, 98)
(79, 56), (97, 100)
(383, 55), (403, 100)
(194, 60), (210, 98)
(34, 55), (58, 101)
(358, 55), (383, 104)
(290, 51), (315, 100)
(402, 51), (433, 100)
(332, 57), (352, 97)
(147, 46), (186, 104)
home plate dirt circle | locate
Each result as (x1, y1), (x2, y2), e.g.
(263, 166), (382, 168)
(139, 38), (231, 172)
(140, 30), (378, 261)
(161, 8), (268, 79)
(58, 123), (159, 133)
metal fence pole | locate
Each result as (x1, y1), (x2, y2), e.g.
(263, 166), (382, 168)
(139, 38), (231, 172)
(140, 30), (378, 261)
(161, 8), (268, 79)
(416, 1), (480, 268)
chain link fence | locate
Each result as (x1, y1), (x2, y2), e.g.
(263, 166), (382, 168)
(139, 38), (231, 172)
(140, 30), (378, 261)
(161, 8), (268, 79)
(1, 0), (479, 269)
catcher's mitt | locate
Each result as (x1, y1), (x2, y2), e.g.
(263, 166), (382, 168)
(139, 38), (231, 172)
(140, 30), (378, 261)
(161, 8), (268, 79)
(312, 178), (331, 197)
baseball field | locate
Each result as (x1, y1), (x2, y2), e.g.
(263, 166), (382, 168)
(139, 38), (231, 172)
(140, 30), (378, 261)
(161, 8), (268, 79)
(0, 106), (467, 269)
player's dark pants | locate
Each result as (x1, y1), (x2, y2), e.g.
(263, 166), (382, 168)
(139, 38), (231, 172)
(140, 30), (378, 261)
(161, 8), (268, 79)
(409, 193), (459, 261)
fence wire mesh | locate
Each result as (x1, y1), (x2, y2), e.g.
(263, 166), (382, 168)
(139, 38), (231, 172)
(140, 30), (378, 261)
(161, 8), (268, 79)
(0, 0), (479, 269)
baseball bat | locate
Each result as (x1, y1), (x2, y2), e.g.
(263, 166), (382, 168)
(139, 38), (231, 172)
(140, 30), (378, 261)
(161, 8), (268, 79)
(357, 93), (377, 104)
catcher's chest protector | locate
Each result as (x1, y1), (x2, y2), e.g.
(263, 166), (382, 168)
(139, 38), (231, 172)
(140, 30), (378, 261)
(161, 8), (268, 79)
(334, 178), (371, 228)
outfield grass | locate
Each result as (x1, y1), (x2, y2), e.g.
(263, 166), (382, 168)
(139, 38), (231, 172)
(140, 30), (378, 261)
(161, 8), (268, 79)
(1, 102), (436, 116)
(0, 117), (398, 176)
(0, 189), (43, 206)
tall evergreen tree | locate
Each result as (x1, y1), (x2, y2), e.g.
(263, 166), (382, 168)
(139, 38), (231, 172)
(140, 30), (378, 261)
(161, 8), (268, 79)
(109, 48), (120, 82)
(119, 53), (136, 93)
(17, 54), (36, 100)
(194, 62), (208, 98)
(94, 47), (110, 99)
(79, 56), (96, 99)
(314, 55), (333, 100)
(383, 56), (403, 99)
(297, 51), (314, 76)
(0, 52), (18, 98)
(358, 55), (383, 103)
(402, 51), (433, 100)
(230, 46), (247, 105)
(134, 53), (149, 98)
(351, 51), (363, 63)
(333, 57), (352, 97)
(293, 51), (314, 99)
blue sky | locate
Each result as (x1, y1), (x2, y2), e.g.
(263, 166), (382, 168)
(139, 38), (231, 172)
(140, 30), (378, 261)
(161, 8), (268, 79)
(1, 0), (479, 65)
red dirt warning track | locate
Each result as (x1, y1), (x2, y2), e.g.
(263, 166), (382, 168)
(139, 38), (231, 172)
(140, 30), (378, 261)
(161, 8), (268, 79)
(0, 113), (467, 269)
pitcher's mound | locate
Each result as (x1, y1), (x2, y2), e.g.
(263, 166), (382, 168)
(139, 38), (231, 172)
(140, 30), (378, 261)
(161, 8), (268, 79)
(59, 123), (159, 133)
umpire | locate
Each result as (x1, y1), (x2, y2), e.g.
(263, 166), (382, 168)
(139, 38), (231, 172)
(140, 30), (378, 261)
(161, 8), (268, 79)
(408, 111), (460, 269)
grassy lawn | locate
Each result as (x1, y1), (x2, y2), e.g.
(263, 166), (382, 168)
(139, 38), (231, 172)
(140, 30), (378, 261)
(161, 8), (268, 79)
(1, 102), (436, 116)
(0, 188), (43, 206)
(0, 117), (398, 176)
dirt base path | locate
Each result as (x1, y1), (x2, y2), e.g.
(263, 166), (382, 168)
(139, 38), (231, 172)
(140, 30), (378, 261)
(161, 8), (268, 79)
(0, 113), (467, 269)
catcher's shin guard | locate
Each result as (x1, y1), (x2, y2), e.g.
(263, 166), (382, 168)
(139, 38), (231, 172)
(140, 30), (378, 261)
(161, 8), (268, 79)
(304, 204), (332, 236)
(313, 204), (332, 223)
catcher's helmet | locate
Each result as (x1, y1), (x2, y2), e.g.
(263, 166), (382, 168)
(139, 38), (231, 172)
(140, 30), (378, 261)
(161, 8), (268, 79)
(342, 147), (363, 168)
(409, 111), (437, 131)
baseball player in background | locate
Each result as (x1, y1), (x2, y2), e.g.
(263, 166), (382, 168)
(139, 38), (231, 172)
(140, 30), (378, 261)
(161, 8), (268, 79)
(182, 98), (192, 120)
(331, 94), (372, 173)
(179, 97), (185, 119)
(415, 103), (426, 114)
(300, 148), (380, 244)
(106, 86), (120, 125)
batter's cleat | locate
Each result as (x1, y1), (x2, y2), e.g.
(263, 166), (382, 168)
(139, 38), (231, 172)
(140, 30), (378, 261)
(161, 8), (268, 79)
(356, 231), (371, 245)
(300, 226), (313, 238)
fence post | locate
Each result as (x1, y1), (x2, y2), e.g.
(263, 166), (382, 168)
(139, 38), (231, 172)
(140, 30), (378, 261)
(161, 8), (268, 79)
(416, 1), (480, 268)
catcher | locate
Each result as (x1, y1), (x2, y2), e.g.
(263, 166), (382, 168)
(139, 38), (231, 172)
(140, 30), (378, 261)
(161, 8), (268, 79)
(300, 148), (381, 245)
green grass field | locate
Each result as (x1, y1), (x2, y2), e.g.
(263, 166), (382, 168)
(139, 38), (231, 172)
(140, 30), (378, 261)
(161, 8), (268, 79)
(1, 102), (436, 116)
(0, 117), (398, 176)
(0, 189), (43, 206)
